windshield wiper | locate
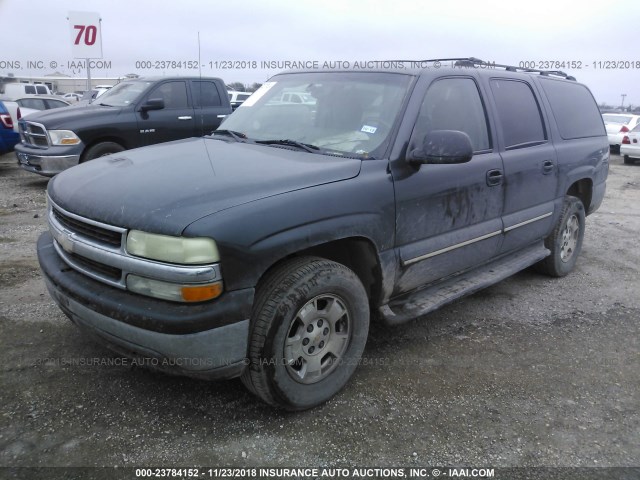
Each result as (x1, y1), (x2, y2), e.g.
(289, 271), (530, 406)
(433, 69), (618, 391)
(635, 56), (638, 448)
(97, 102), (113, 107)
(255, 139), (319, 153)
(211, 129), (248, 142)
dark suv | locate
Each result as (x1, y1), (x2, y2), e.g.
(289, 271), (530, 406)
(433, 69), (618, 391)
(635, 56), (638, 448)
(37, 59), (608, 410)
(15, 77), (232, 176)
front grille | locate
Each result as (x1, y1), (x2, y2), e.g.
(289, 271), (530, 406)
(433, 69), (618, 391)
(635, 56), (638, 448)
(53, 208), (123, 247)
(65, 251), (123, 281)
(20, 121), (49, 147)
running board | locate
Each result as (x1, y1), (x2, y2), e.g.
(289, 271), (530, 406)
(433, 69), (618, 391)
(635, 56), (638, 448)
(379, 242), (550, 326)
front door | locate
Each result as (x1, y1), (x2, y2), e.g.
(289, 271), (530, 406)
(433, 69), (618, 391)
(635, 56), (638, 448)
(137, 80), (195, 146)
(392, 76), (505, 295)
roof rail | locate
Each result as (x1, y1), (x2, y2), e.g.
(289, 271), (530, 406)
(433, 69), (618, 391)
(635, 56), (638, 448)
(389, 57), (577, 81)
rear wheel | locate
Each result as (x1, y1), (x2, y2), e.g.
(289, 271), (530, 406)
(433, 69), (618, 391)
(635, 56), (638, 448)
(241, 256), (369, 410)
(534, 196), (585, 277)
(623, 155), (634, 165)
(83, 141), (125, 161)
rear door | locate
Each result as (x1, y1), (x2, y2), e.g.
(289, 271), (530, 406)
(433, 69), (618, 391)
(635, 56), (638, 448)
(136, 80), (196, 146)
(392, 75), (505, 294)
(485, 77), (559, 254)
(190, 80), (229, 135)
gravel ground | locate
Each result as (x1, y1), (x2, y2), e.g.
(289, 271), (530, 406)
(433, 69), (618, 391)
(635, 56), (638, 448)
(0, 152), (638, 473)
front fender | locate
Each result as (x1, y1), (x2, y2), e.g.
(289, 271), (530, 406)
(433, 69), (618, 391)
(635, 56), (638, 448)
(183, 159), (395, 291)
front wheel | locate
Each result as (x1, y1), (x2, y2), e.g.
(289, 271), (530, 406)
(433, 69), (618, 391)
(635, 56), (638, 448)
(241, 257), (370, 410)
(83, 141), (125, 161)
(534, 196), (585, 277)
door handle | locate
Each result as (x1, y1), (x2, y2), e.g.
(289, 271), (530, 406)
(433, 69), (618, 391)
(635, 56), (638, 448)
(178, 116), (192, 120)
(542, 160), (554, 174)
(486, 169), (503, 186)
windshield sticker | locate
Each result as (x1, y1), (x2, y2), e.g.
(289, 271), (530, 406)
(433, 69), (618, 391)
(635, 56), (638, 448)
(241, 82), (277, 107)
(361, 125), (377, 134)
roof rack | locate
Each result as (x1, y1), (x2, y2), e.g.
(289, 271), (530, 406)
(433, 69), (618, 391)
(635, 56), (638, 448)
(389, 57), (577, 81)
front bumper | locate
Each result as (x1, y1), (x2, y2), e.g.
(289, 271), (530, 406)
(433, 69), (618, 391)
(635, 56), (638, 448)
(38, 232), (254, 380)
(15, 143), (81, 176)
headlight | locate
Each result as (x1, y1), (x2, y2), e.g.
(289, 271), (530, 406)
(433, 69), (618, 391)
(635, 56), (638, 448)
(48, 130), (81, 145)
(126, 230), (219, 264)
(127, 275), (223, 303)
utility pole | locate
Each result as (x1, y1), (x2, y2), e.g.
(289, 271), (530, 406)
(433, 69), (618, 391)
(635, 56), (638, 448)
(621, 94), (627, 109)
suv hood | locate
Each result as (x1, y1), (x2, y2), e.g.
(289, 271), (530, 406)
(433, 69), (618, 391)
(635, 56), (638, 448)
(49, 137), (362, 235)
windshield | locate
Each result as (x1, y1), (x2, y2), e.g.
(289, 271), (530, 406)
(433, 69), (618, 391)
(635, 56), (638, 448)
(219, 72), (413, 157)
(96, 81), (152, 107)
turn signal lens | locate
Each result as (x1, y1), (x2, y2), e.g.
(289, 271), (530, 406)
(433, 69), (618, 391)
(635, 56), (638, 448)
(181, 283), (224, 302)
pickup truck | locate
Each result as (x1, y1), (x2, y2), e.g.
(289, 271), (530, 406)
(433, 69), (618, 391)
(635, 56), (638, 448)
(37, 59), (609, 410)
(15, 76), (232, 176)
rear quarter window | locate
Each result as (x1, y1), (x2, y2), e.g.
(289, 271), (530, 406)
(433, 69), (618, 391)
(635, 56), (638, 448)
(540, 78), (605, 139)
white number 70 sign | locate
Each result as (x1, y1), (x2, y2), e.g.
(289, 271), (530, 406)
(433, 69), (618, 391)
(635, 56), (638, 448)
(68, 11), (102, 58)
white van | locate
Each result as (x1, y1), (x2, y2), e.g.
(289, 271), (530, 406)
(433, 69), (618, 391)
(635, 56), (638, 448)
(1, 83), (52, 97)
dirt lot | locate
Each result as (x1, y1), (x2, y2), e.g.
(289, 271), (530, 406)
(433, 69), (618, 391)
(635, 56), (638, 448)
(0, 151), (638, 472)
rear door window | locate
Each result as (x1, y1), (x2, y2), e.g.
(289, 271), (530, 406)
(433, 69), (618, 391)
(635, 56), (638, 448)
(191, 81), (222, 107)
(490, 79), (546, 149)
(24, 85), (36, 94)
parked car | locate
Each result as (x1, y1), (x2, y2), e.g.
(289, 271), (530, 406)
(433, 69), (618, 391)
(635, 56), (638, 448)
(271, 91), (317, 105)
(37, 60), (608, 410)
(15, 76), (232, 176)
(62, 93), (82, 103)
(602, 113), (640, 152)
(0, 100), (20, 154)
(79, 85), (112, 103)
(621, 123), (640, 164)
(228, 90), (252, 110)
(13, 95), (70, 111)
(0, 95), (71, 124)
(0, 83), (52, 97)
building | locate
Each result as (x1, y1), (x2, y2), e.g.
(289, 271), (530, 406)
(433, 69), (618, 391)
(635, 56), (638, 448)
(0, 72), (138, 95)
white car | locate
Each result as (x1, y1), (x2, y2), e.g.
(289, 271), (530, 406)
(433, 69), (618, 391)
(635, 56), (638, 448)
(228, 90), (252, 110)
(0, 95), (71, 131)
(621, 123), (640, 165)
(602, 113), (640, 151)
(62, 92), (82, 103)
(80, 85), (113, 103)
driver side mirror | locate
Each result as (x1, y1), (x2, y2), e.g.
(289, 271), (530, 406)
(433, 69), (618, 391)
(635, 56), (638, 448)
(409, 130), (473, 165)
(139, 98), (165, 112)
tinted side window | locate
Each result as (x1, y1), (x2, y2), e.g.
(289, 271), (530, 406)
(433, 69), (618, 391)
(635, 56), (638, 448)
(540, 79), (605, 139)
(490, 79), (546, 149)
(192, 81), (221, 107)
(18, 98), (46, 110)
(148, 81), (189, 109)
(25, 85), (36, 94)
(35, 85), (48, 94)
(414, 77), (491, 152)
(45, 99), (69, 109)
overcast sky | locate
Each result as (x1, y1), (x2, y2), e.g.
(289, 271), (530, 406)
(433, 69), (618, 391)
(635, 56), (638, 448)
(1, 0), (638, 106)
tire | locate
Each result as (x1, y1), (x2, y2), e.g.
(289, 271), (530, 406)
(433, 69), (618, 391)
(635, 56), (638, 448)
(83, 141), (125, 161)
(623, 155), (634, 165)
(534, 196), (585, 277)
(241, 256), (370, 410)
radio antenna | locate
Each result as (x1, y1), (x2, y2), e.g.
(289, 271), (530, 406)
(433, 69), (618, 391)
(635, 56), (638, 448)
(197, 31), (204, 135)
